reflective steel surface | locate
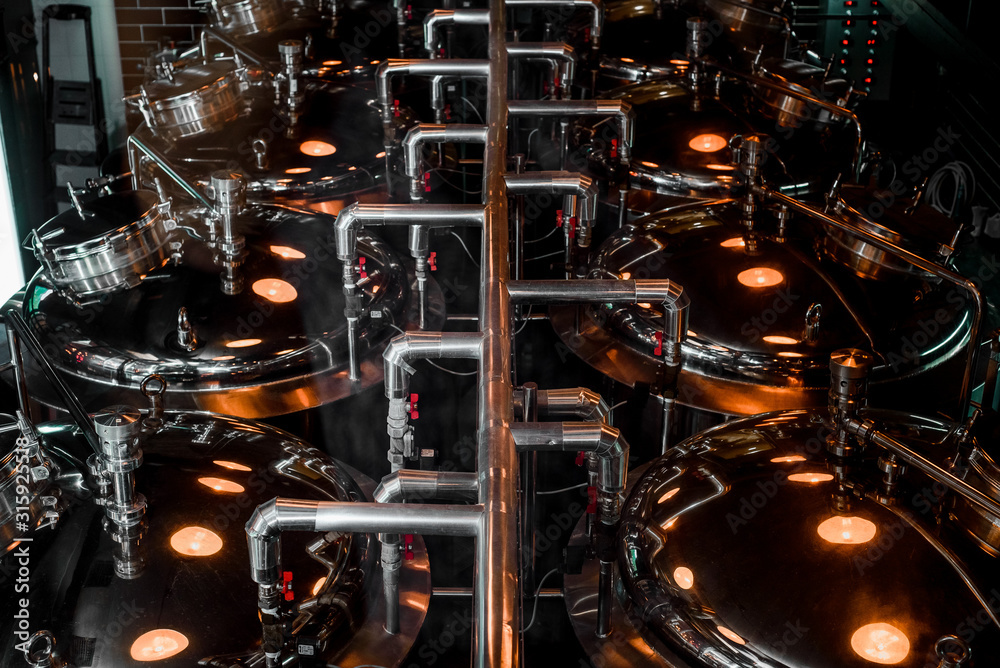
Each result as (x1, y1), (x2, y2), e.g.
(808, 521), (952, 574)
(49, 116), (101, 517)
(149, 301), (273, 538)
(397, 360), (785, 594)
(0, 412), (429, 667)
(30, 191), (172, 301)
(139, 61), (248, 141)
(22, 205), (434, 416)
(552, 200), (972, 415)
(138, 82), (402, 204)
(613, 408), (1000, 667)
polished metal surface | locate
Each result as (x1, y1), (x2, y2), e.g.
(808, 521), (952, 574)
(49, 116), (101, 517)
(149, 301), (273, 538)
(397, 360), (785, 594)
(702, 0), (790, 60)
(30, 190), (172, 301)
(0, 411), (429, 667)
(552, 199), (973, 416)
(138, 61), (248, 142)
(824, 185), (963, 281)
(611, 408), (1000, 667)
(752, 58), (853, 128)
(136, 81), (403, 207)
(22, 205), (438, 417)
(209, 0), (282, 38)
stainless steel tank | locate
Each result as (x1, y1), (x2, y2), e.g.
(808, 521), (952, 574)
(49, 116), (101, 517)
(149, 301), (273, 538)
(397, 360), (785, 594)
(575, 80), (852, 200)
(132, 77), (405, 210)
(565, 403), (998, 667)
(551, 199), (973, 419)
(0, 409), (429, 667)
(20, 190), (433, 417)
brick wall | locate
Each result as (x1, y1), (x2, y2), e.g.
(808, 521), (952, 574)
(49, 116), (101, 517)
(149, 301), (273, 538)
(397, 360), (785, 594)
(115, 0), (206, 92)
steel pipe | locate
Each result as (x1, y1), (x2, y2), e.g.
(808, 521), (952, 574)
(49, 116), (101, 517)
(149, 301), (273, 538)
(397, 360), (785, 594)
(506, 0), (604, 49)
(424, 9), (490, 57)
(508, 99), (634, 163)
(373, 470), (479, 634)
(376, 59), (491, 122)
(506, 42), (577, 98)
(504, 172), (598, 247)
(845, 418), (1000, 519)
(333, 203), (486, 380)
(513, 386), (610, 422)
(383, 331), (484, 400)
(246, 499), (482, 586)
(127, 135), (217, 212)
(475, 0), (519, 661)
(403, 124), (489, 200)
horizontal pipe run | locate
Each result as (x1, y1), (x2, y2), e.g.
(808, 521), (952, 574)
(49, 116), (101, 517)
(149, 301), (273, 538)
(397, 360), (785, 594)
(506, 0), (604, 48)
(376, 59), (491, 121)
(375, 470), (480, 504)
(403, 124), (489, 199)
(506, 279), (690, 351)
(246, 499), (483, 585)
(507, 99), (634, 163)
(514, 387), (610, 422)
(506, 43), (577, 97)
(504, 172), (598, 243)
(334, 203), (486, 263)
(434, 587), (563, 598)
(424, 9), (490, 57)
(845, 419), (1000, 519)
(509, 421), (628, 500)
(383, 331), (484, 399)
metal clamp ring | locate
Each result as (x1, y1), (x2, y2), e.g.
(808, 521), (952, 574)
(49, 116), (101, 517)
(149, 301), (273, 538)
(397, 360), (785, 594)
(140, 374), (167, 398)
(24, 630), (56, 667)
(935, 635), (970, 665)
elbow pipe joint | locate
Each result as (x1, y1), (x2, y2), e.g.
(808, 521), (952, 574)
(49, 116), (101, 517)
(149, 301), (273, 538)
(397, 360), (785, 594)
(636, 279), (690, 354)
(504, 172), (598, 237)
(538, 387), (611, 422)
(507, 43), (577, 97)
(506, 0), (603, 49)
(403, 124), (489, 198)
(247, 498), (321, 587)
(383, 332), (483, 399)
(376, 59), (491, 122)
(375, 469), (480, 504)
(424, 9), (490, 57)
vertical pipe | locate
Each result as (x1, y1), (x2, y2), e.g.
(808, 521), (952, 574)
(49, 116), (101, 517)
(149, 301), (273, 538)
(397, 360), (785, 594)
(475, 0), (519, 662)
(521, 382), (539, 600)
(5, 326), (31, 419)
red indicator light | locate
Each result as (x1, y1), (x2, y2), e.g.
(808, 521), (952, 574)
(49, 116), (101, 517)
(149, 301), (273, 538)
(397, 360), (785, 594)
(842, 39), (851, 46)
(843, 19), (853, 26)
(844, 0), (855, 5)
(864, 77), (873, 84)
(871, 19), (878, 25)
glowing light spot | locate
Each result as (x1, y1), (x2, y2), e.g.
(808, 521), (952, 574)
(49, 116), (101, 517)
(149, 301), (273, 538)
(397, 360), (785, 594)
(640, 160), (660, 168)
(212, 355), (236, 361)
(226, 339), (262, 348)
(657, 487), (680, 503)
(720, 237), (745, 248)
(170, 526), (223, 557)
(673, 566), (694, 590)
(322, 60), (343, 66)
(688, 133), (728, 153)
(737, 267), (784, 288)
(687, 330), (698, 337)
(197, 477), (245, 494)
(621, 57), (635, 63)
(620, 271), (631, 279)
(214, 460), (252, 472)
(788, 473), (834, 484)
(663, 518), (678, 529)
(638, 302), (652, 308)
(285, 167), (312, 174)
(300, 141), (336, 157)
(670, 59), (690, 66)
(770, 455), (806, 463)
(764, 335), (799, 345)
(270, 245), (306, 259)
(779, 351), (804, 358)
(252, 278), (298, 304)
(312, 576), (327, 595)
(376, 151), (387, 159)
(275, 349), (296, 355)
(130, 630), (189, 661)
(818, 516), (877, 545)
(851, 623), (910, 664)
(705, 163), (735, 171)
(717, 626), (746, 645)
